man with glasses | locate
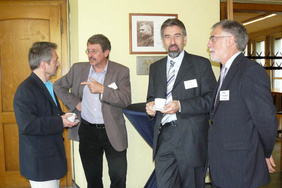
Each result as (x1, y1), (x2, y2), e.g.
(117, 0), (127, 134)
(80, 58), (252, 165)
(207, 20), (278, 188)
(54, 34), (131, 188)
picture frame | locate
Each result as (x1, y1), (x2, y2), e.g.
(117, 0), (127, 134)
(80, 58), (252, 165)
(129, 13), (178, 54)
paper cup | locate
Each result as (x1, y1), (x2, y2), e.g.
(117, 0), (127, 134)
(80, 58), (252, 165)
(154, 98), (166, 111)
(66, 113), (76, 122)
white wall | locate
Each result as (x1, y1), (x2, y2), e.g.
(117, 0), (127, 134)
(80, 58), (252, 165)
(68, 0), (220, 187)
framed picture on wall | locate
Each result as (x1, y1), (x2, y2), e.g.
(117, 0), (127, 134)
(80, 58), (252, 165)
(129, 13), (178, 54)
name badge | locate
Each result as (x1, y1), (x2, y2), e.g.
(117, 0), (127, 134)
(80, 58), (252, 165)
(184, 79), (198, 90)
(220, 90), (230, 101)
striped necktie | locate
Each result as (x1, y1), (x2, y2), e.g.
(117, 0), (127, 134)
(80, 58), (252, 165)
(161, 60), (175, 125)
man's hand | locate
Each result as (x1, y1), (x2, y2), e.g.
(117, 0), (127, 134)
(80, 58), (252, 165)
(81, 77), (104, 94)
(61, 114), (79, 128)
(146, 101), (156, 116)
(266, 155), (276, 173)
(161, 100), (179, 114)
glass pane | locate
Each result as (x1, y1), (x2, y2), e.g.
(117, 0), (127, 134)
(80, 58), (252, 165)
(274, 38), (282, 65)
(274, 79), (282, 89)
(243, 45), (248, 56)
(256, 41), (265, 66)
(274, 70), (282, 77)
(273, 38), (282, 78)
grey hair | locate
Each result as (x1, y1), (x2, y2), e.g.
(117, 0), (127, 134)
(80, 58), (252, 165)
(161, 18), (187, 39)
(212, 20), (248, 51)
(28, 42), (57, 71)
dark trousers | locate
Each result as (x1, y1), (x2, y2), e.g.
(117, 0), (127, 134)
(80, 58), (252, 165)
(78, 120), (127, 188)
(209, 169), (221, 188)
(155, 124), (205, 188)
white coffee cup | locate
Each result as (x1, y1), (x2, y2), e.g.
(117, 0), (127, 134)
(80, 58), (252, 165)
(66, 113), (76, 122)
(154, 98), (166, 111)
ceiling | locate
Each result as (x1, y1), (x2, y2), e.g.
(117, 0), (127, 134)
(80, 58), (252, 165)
(221, 0), (282, 34)
(234, 13), (282, 34)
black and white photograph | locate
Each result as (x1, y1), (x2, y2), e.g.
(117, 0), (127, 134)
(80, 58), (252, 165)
(130, 13), (178, 54)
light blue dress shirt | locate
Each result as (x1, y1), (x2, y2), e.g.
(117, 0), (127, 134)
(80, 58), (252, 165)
(44, 80), (57, 106)
(81, 63), (108, 124)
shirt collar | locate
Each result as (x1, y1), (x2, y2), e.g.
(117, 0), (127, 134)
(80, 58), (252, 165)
(167, 50), (185, 65)
(90, 60), (108, 74)
(225, 52), (241, 70)
(44, 80), (52, 86)
(167, 50), (184, 68)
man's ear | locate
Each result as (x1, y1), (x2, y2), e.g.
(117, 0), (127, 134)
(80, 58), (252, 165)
(184, 35), (187, 46)
(40, 61), (47, 70)
(228, 35), (236, 46)
(104, 50), (110, 58)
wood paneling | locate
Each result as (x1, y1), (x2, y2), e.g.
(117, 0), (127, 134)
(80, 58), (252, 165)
(0, 0), (71, 187)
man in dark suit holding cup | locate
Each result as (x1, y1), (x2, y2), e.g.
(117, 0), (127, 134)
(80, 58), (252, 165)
(146, 18), (216, 188)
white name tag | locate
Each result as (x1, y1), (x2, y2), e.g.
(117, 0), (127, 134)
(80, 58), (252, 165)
(220, 90), (230, 101)
(184, 79), (198, 90)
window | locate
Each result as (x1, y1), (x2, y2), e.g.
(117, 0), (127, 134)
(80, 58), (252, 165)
(273, 37), (282, 89)
(256, 40), (265, 66)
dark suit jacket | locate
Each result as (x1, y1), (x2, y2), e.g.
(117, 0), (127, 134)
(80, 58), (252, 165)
(53, 61), (131, 151)
(13, 72), (67, 181)
(147, 51), (216, 167)
(208, 53), (278, 188)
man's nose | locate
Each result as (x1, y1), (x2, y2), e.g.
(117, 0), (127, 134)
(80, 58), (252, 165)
(171, 37), (176, 44)
(207, 40), (212, 48)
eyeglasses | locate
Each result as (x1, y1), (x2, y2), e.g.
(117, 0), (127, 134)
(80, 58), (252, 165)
(85, 49), (100, 55)
(209, 36), (231, 43)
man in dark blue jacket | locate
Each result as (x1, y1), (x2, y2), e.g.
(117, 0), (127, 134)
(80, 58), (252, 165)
(13, 42), (78, 188)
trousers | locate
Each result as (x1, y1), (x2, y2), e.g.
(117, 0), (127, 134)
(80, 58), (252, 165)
(155, 123), (206, 188)
(79, 120), (127, 188)
(29, 179), (60, 188)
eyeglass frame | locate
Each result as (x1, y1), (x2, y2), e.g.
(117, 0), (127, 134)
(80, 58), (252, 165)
(209, 35), (231, 43)
(85, 49), (100, 55)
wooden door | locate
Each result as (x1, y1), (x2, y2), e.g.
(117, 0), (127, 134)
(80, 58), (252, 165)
(0, 0), (71, 187)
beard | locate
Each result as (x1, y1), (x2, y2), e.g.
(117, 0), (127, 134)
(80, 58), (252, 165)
(210, 55), (221, 63)
(209, 50), (222, 63)
(168, 44), (181, 58)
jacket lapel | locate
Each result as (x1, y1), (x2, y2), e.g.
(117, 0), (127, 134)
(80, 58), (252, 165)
(159, 58), (168, 97)
(104, 60), (113, 87)
(79, 63), (91, 99)
(174, 52), (192, 88)
(220, 54), (245, 91)
(212, 53), (244, 112)
(30, 72), (58, 107)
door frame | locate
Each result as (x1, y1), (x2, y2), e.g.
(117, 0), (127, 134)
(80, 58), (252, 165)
(0, 0), (71, 187)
